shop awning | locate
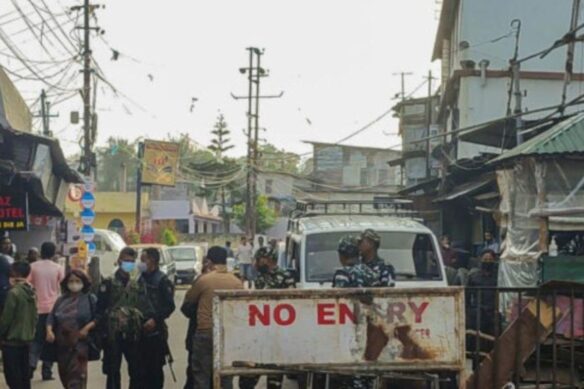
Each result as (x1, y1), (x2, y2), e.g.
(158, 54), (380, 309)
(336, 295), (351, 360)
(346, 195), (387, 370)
(433, 174), (495, 203)
(0, 66), (32, 133)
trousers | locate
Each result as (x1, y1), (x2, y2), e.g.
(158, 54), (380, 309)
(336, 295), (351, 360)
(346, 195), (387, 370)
(3, 345), (31, 389)
(191, 332), (232, 389)
(103, 337), (141, 389)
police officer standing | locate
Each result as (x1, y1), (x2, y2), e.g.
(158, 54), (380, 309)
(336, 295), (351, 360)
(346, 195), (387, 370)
(97, 247), (143, 389)
(239, 247), (296, 389)
(137, 247), (175, 389)
(359, 229), (395, 287)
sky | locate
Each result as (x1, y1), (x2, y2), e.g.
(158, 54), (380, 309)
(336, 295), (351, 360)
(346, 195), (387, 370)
(3, 0), (442, 158)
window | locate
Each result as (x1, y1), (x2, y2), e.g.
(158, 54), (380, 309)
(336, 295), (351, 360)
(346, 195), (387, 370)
(175, 219), (189, 234)
(265, 179), (273, 195)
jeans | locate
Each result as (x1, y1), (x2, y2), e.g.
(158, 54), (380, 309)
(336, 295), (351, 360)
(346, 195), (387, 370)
(29, 313), (54, 378)
(3, 345), (31, 389)
(191, 332), (232, 389)
(103, 337), (141, 389)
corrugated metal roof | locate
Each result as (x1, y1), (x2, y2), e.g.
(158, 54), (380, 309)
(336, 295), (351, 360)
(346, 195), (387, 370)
(491, 114), (584, 164)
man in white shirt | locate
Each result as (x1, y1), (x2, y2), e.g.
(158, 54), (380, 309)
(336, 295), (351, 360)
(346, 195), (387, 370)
(235, 236), (254, 287)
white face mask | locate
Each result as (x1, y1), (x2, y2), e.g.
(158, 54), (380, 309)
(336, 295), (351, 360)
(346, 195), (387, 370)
(68, 282), (83, 293)
(137, 262), (148, 273)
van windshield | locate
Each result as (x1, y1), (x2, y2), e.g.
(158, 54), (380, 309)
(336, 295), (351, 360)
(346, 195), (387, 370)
(168, 248), (196, 262)
(104, 230), (126, 250)
(305, 231), (442, 283)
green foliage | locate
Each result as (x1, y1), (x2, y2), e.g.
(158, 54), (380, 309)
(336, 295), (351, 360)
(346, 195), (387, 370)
(233, 195), (277, 233)
(124, 230), (141, 245)
(161, 228), (178, 246)
(258, 143), (300, 174)
(208, 113), (234, 158)
(96, 138), (138, 191)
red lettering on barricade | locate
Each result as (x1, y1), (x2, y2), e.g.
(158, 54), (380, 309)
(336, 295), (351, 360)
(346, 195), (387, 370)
(317, 303), (336, 325)
(408, 302), (429, 323)
(274, 304), (296, 326)
(388, 303), (406, 322)
(339, 303), (356, 324)
(249, 304), (270, 326)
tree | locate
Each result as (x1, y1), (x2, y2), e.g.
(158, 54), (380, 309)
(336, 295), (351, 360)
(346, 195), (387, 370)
(258, 143), (300, 174)
(233, 195), (277, 233)
(208, 113), (235, 232)
(96, 137), (138, 191)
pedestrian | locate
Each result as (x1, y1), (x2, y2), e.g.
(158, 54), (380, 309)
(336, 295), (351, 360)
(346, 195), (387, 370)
(0, 237), (15, 264)
(180, 258), (212, 389)
(240, 247), (296, 389)
(0, 261), (38, 389)
(439, 235), (458, 268)
(136, 247), (176, 389)
(225, 241), (234, 258)
(26, 247), (40, 264)
(235, 236), (254, 287)
(28, 241), (64, 381)
(358, 229), (395, 287)
(0, 236), (13, 313)
(480, 231), (500, 256)
(333, 236), (377, 389)
(184, 246), (243, 389)
(45, 270), (98, 389)
(97, 247), (144, 389)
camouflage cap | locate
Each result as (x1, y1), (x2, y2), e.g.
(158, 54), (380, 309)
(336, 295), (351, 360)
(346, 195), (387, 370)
(337, 235), (360, 257)
(360, 229), (381, 244)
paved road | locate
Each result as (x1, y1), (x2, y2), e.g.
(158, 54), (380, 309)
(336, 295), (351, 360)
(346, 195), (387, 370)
(31, 288), (298, 389)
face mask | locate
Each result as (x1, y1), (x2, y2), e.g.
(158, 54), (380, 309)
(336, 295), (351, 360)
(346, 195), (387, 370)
(258, 265), (270, 274)
(137, 262), (148, 273)
(120, 261), (136, 273)
(68, 282), (83, 293)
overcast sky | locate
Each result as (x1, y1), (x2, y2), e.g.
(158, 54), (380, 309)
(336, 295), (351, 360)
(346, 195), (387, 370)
(8, 0), (442, 158)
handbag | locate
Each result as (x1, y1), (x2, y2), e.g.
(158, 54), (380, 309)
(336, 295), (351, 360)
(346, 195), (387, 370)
(87, 294), (102, 362)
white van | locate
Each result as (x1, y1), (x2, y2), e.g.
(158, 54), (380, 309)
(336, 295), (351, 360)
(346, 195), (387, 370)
(286, 202), (447, 289)
(93, 229), (126, 277)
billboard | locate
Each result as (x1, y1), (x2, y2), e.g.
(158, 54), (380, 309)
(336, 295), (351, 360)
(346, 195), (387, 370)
(141, 140), (180, 186)
(0, 189), (28, 231)
(213, 288), (465, 386)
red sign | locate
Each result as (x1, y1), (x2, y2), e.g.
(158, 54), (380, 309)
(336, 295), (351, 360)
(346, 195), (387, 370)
(0, 190), (28, 231)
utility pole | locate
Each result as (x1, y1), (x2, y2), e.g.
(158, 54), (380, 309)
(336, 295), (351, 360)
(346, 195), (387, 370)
(392, 72), (413, 101)
(424, 70), (436, 179)
(72, 0), (99, 176)
(34, 89), (58, 136)
(561, 0), (581, 114)
(232, 48), (283, 239)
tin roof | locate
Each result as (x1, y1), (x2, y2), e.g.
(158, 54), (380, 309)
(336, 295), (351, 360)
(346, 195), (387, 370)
(491, 113), (584, 164)
(296, 215), (431, 234)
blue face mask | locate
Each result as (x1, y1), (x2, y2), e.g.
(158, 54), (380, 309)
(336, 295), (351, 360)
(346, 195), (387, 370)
(120, 261), (136, 273)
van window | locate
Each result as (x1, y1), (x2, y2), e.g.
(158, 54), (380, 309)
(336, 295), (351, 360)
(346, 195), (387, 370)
(169, 247), (196, 262)
(305, 232), (441, 283)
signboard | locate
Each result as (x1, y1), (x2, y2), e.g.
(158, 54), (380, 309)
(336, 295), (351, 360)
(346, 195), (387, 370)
(141, 140), (180, 186)
(0, 190), (28, 231)
(214, 288), (465, 385)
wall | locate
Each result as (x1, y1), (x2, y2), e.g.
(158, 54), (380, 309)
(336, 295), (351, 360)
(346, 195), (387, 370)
(257, 173), (295, 198)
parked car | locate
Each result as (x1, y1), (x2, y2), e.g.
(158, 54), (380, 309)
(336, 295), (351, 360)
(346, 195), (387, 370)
(168, 245), (200, 285)
(129, 244), (176, 284)
(93, 229), (127, 277)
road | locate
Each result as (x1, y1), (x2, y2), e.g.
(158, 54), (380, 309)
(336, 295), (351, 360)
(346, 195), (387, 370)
(31, 288), (297, 389)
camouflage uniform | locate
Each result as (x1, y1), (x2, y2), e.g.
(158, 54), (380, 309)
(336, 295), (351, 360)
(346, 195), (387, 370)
(332, 236), (376, 389)
(361, 229), (396, 287)
(240, 249), (294, 389)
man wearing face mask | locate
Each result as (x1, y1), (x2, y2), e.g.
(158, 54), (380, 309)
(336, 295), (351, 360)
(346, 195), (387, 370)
(97, 247), (144, 389)
(136, 247), (175, 389)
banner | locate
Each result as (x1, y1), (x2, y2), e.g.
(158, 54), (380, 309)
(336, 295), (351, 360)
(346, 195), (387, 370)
(141, 140), (180, 186)
(0, 189), (28, 231)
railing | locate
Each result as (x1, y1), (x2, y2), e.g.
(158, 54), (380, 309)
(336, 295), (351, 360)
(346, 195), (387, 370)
(465, 284), (584, 389)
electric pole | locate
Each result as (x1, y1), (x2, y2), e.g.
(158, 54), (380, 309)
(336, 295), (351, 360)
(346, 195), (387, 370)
(72, 0), (99, 177)
(232, 48), (283, 239)
(392, 72), (413, 101)
(34, 89), (59, 136)
(424, 70), (437, 179)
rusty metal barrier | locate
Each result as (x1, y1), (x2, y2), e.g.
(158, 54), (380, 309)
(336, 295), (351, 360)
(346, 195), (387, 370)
(465, 282), (584, 389)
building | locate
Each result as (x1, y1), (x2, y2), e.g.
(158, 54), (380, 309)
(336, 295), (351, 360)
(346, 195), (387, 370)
(149, 197), (222, 235)
(434, 0), (584, 161)
(64, 191), (150, 235)
(301, 141), (402, 201)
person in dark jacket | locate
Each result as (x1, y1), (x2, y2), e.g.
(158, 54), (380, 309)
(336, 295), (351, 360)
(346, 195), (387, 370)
(0, 236), (13, 312)
(46, 270), (97, 389)
(0, 261), (38, 389)
(137, 247), (176, 389)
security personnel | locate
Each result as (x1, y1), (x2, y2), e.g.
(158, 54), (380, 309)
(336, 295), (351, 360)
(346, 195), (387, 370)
(136, 247), (176, 389)
(359, 229), (395, 287)
(97, 247), (144, 389)
(240, 248), (296, 389)
(333, 236), (377, 389)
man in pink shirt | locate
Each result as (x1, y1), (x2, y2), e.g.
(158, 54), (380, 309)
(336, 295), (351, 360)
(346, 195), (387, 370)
(27, 241), (64, 381)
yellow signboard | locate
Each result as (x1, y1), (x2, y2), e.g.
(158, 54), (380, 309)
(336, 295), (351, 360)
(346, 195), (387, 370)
(141, 140), (180, 186)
